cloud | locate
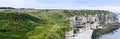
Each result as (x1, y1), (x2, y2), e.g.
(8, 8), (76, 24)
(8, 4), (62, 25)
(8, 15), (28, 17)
(43, 6), (120, 12)
(1, 0), (37, 8)
(1, 0), (120, 12)
(77, 6), (120, 12)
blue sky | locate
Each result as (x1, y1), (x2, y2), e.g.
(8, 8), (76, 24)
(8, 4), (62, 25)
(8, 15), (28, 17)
(0, 0), (120, 12)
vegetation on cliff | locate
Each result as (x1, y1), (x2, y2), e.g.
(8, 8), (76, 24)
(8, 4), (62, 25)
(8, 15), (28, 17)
(0, 12), (41, 39)
(92, 23), (120, 39)
(0, 9), (111, 39)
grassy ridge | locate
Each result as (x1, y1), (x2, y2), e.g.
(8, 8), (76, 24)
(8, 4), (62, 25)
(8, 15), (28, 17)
(0, 12), (41, 39)
(27, 11), (70, 39)
(0, 9), (111, 39)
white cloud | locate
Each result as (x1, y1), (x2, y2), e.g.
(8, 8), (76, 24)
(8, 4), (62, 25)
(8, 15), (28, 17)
(1, 0), (120, 12)
(48, 6), (120, 12)
(1, 0), (37, 8)
(77, 6), (120, 12)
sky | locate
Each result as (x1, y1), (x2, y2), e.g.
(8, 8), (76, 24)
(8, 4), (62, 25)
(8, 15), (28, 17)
(0, 0), (120, 12)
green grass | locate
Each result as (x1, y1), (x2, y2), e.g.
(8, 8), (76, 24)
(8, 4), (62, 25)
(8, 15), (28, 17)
(27, 11), (69, 39)
(0, 12), (40, 39)
(92, 29), (102, 39)
(0, 9), (111, 39)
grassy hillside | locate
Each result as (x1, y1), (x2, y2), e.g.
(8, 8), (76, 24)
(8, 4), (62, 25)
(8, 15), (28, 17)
(0, 9), (111, 39)
(0, 12), (41, 39)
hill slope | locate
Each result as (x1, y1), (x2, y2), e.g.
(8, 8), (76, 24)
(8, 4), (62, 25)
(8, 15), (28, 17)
(0, 9), (111, 39)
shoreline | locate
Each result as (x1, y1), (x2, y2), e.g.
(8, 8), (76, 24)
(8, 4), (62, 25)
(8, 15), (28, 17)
(92, 23), (120, 39)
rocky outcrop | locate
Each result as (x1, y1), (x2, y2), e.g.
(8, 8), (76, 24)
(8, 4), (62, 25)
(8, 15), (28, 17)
(69, 13), (118, 29)
(66, 13), (119, 39)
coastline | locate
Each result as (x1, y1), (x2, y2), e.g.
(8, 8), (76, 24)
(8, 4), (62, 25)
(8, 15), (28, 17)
(92, 23), (120, 39)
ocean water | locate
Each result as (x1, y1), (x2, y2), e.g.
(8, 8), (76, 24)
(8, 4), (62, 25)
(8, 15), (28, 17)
(99, 13), (120, 39)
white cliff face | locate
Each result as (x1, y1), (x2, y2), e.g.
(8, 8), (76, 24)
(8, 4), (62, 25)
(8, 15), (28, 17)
(98, 13), (120, 39)
(70, 14), (100, 29)
(118, 14), (120, 22)
(66, 28), (93, 39)
(75, 30), (93, 39)
(71, 13), (118, 29)
(66, 13), (119, 39)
